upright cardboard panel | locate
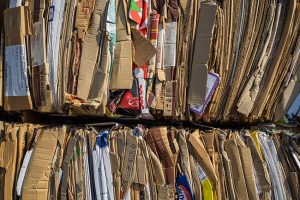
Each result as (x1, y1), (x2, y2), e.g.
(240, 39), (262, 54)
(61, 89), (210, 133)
(75, 0), (96, 40)
(0, 124), (18, 200)
(188, 2), (217, 105)
(4, 6), (33, 111)
(109, 0), (133, 90)
(21, 129), (58, 199)
(76, 0), (107, 100)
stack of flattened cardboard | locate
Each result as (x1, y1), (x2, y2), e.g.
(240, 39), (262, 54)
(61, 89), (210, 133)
(0, 122), (299, 200)
(201, 0), (300, 125)
(1, 0), (300, 125)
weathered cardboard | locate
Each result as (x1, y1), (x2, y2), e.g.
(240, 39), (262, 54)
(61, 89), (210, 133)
(0, 124), (18, 200)
(109, 0), (133, 90)
(163, 22), (177, 68)
(89, 33), (111, 106)
(109, 40), (133, 89)
(188, 2), (217, 105)
(188, 130), (218, 190)
(4, 6), (33, 111)
(32, 63), (53, 112)
(21, 129), (59, 199)
(190, 72), (219, 115)
(75, 0), (96, 40)
(131, 28), (157, 67)
(163, 81), (174, 116)
(30, 19), (52, 112)
(121, 134), (138, 194)
(31, 20), (46, 67)
(76, 0), (107, 100)
(251, 0), (297, 118)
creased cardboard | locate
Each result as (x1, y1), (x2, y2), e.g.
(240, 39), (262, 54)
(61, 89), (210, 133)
(32, 63), (53, 112)
(188, 2), (217, 106)
(121, 133), (138, 194)
(109, 40), (133, 89)
(31, 20), (46, 67)
(109, 0), (133, 90)
(4, 6), (33, 111)
(190, 72), (219, 115)
(188, 130), (218, 190)
(75, 0), (96, 40)
(0, 124), (18, 200)
(251, 0), (297, 118)
(76, 0), (107, 100)
(21, 129), (59, 200)
(30, 18), (52, 112)
(131, 28), (157, 67)
(89, 33), (111, 104)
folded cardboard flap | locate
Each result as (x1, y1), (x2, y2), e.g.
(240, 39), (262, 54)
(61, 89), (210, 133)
(4, 6), (32, 46)
(131, 28), (157, 67)
(4, 6), (33, 111)
(188, 130), (218, 190)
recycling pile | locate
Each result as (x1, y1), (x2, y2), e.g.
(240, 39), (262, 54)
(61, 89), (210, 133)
(1, 123), (300, 200)
(0, 0), (299, 124)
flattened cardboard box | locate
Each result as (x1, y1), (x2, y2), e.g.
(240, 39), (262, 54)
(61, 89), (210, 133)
(76, 0), (107, 100)
(21, 130), (58, 199)
(188, 2), (217, 105)
(4, 6), (33, 111)
(30, 19), (53, 112)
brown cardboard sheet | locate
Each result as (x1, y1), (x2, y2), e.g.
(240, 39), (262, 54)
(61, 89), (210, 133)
(0, 124), (18, 200)
(4, 6), (33, 111)
(75, 0), (96, 40)
(109, 0), (133, 90)
(131, 28), (157, 67)
(76, 0), (107, 100)
(188, 2), (217, 106)
(32, 63), (52, 112)
(21, 129), (59, 200)
(188, 130), (218, 192)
